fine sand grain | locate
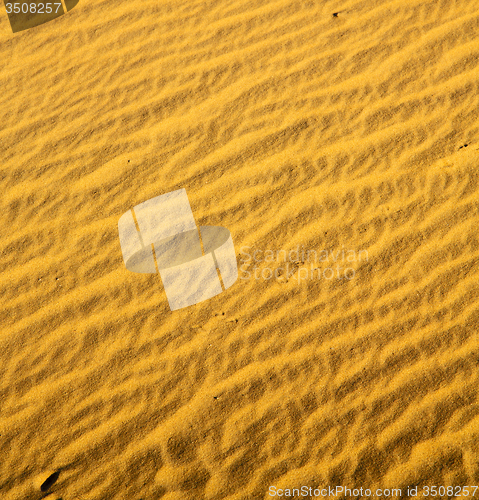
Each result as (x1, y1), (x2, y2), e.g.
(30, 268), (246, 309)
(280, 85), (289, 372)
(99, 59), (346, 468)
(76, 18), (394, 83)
(1, 0), (479, 499)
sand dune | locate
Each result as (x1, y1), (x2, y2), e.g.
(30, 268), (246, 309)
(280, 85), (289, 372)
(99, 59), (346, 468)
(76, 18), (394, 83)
(1, 0), (479, 498)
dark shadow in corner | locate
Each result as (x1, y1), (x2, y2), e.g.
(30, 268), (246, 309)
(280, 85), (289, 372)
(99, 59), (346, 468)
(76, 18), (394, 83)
(6, 0), (79, 33)
(64, 0), (79, 11)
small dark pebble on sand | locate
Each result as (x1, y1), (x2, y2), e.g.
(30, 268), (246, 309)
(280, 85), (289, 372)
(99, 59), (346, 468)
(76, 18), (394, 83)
(40, 471), (61, 492)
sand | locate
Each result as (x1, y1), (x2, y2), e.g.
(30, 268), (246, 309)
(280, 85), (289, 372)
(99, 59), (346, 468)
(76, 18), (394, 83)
(1, 0), (479, 498)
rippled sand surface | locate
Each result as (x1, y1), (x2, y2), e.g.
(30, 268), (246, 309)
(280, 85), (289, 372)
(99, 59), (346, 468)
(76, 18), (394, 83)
(1, 0), (479, 498)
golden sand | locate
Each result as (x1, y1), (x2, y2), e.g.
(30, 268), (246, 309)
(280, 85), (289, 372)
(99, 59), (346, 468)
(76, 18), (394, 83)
(1, 0), (479, 498)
